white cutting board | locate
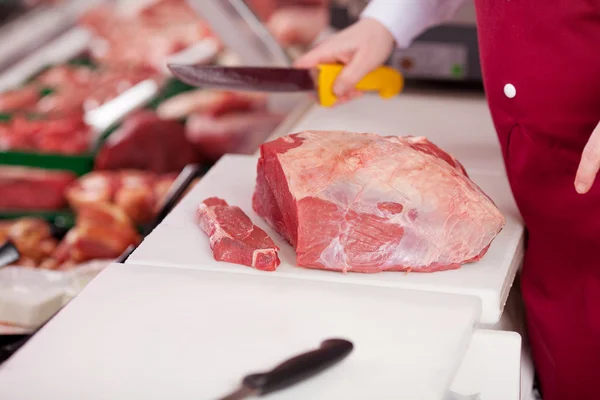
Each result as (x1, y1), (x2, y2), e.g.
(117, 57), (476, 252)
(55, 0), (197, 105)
(0, 263), (481, 400)
(450, 330), (522, 400)
(128, 154), (524, 324)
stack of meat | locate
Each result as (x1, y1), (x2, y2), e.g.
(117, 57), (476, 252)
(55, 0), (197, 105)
(79, 0), (220, 72)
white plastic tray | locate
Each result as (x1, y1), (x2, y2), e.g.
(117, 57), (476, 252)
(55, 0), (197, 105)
(128, 154), (524, 324)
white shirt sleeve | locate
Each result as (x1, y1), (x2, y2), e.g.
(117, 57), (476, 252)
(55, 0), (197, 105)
(360, 0), (469, 48)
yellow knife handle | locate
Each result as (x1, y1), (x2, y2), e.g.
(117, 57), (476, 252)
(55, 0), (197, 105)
(317, 64), (404, 107)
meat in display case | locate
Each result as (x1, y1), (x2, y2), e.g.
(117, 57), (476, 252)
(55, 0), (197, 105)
(0, 0), (301, 333)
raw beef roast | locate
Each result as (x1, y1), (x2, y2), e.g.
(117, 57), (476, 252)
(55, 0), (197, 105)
(253, 131), (505, 273)
(197, 197), (280, 271)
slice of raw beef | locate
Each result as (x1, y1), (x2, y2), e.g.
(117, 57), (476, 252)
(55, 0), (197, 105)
(252, 131), (506, 273)
(197, 197), (280, 271)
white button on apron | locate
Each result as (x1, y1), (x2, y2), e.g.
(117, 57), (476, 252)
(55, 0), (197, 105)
(504, 83), (516, 98)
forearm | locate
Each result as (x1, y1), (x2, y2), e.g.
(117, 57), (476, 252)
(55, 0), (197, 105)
(360, 0), (468, 48)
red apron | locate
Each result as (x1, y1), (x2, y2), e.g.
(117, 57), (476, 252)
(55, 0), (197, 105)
(474, 1), (600, 399)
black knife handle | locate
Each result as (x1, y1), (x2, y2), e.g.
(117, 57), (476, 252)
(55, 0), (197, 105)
(0, 240), (20, 269)
(242, 338), (353, 396)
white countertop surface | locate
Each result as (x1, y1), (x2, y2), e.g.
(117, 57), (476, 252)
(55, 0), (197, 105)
(129, 152), (523, 324)
(0, 263), (483, 400)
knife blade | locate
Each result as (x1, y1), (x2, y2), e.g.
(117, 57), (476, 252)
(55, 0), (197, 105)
(218, 338), (353, 400)
(168, 63), (404, 107)
(185, 0), (290, 67)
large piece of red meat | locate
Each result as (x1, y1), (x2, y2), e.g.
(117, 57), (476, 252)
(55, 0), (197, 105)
(253, 131), (506, 273)
(197, 197), (280, 271)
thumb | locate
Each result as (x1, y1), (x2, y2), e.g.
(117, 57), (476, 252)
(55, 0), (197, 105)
(332, 49), (377, 97)
(293, 44), (335, 68)
(575, 121), (600, 194)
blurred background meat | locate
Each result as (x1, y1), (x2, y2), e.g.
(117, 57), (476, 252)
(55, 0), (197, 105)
(94, 110), (200, 173)
(0, 218), (58, 267)
(0, 113), (91, 154)
(41, 203), (141, 270)
(79, 0), (220, 72)
(66, 170), (179, 225)
(0, 166), (76, 210)
(247, 0), (329, 46)
(157, 89), (283, 161)
(186, 111), (284, 161)
(156, 90), (268, 120)
(0, 87), (40, 112)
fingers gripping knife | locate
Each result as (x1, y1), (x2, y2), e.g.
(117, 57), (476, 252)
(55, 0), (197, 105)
(181, 0), (404, 106)
(167, 63), (404, 107)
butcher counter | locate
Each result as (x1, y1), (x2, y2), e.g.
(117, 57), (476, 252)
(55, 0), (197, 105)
(0, 89), (533, 400)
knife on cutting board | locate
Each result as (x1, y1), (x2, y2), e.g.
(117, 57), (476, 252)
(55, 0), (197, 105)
(217, 338), (353, 400)
(168, 64), (404, 108)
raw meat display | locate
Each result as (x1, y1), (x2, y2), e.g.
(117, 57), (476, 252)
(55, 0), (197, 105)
(94, 110), (199, 173)
(186, 110), (284, 161)
(40, 203), (141, 270)
(35, 65), (159, 114)
(253, 131), (506, 273)
(0, 87), (40, 112)
(197, 197), (280, 271)
(0, 64), (159, 116)
(79, 0), (220, 72)
(159, 89), (283, 161)
(156, 90), (268, 120)
(0, 113), (91, 154)
(157, 89), (284, 162)
(66, 170), (187, 225)
(0, 166), (76, 210)
(0, 218), (58, 267)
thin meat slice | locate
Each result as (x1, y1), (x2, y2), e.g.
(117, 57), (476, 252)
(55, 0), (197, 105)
(197, 197), (280, 271)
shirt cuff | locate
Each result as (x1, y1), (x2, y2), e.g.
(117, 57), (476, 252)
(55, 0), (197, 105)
(360, 0), (467, 49)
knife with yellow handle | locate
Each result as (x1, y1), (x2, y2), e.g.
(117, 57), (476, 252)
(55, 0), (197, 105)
(167, 63), (404, 107)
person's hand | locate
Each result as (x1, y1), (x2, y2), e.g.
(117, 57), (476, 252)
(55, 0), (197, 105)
(575, 121), (600, 194)
(294, 18), (395, 100)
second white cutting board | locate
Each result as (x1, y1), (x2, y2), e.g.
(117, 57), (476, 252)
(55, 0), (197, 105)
(0, 263), (481, 400)
(128, 154), (524, 324)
